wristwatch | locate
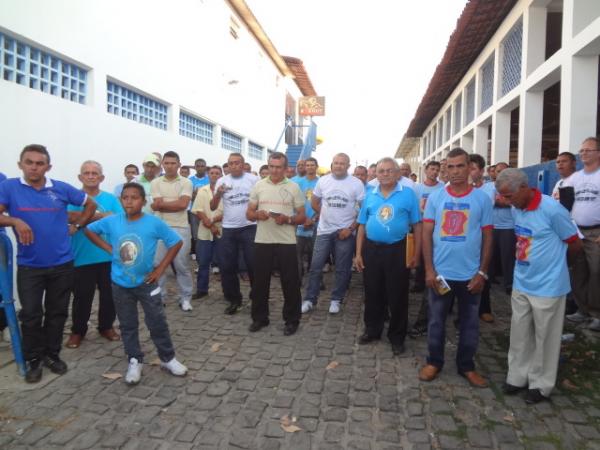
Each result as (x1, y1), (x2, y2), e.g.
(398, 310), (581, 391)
(477, 270), (488, 280)
(288, 215), (294, 225)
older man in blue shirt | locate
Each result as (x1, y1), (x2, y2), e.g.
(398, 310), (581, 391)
(355, 157), (422, 355)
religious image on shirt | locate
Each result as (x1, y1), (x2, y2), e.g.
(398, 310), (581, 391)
(305, 188), (313, 201)
(377, 204), (394, 225)
(119, 240), (139, 265)
(514, 225), (533, 266)
(324, 190), (350, 209)
(440, 202), (469, 242)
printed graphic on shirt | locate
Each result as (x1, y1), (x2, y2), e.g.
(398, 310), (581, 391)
(377, 204), (394, 225)
(119, 235), (141, 266)
(575, 183), (599, 202)
(440, 202), (469, 242)
(515, 225), (533, 266)
(305, 188), (313, 201)
(224, 190), (250, 206)
(419, 193), (430, 213)
(324, 190), (350, 209)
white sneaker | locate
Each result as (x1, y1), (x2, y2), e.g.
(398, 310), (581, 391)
(2, 328), (10, 342)
(329, 301), (341, 314)
(322, 263), (331, 273)
(301, 301), (313, 313)
(588, 318), (600, 332)
(212, 267), (220, 274)
(160, 358), (188, 376)
(180, 300), (193, 312)
(566, 310), (590, 323)
(125, 358), (142, 385)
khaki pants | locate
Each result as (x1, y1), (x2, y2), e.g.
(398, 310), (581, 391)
(570, 227), (600, 318)
(506, 289), (565, 397)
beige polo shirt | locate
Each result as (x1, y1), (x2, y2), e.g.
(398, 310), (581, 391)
(250, 177), (305, 244)
(150, 175), (193, 228)
(191, 184), (223, 241)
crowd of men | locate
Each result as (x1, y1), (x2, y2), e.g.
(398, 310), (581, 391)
(0, 139), (598, 403)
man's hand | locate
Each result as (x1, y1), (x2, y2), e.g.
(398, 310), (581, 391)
(337, 228), (352, 240)
(216, 184), (228, 197)
(68, 224), (79, 236)
(256, 210), (270, 221)
(145, 268), (163, 284)
(274, 214), (289, 225)
(303, 218), (314, 229)
(151, 198), (163, 211)
(407, 256), (419, 270)
(14, 218), (34, 245)
(467, 273), (486, 294)
(202, 217), (213, 228)
(425, 268), (437, 290)
(210, 225), (220, 237)
(354, 255), (365, 272)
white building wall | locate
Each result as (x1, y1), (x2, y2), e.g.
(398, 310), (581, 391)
(0, 0), (301, 188)
(419, 0), (600, 168)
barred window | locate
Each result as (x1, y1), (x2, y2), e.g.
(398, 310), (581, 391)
(0, 32), (87, 104)
(221, 129), (242, 152)
(465, 79), (476, 124)
(179, 112), (213, 144)
(107, 81), (168, 130)
(445, 108), (452, 141)
(501, 20), (523, 96)
(248, 141), (263, 159)
(453, 95), (462, 135)
(480, 56), (495, 112)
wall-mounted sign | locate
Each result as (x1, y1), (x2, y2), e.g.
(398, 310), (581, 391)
(299, 96), (325, 116)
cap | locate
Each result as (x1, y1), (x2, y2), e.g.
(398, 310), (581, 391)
(143, 154), (160, 166)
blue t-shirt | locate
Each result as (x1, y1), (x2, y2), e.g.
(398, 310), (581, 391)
(413, 181), (444, 213)
(0, 178), (86, 267)
(358, 183), (421, 244)
(477, 181), (496, 204)
(189, 174), (209, 190)
(424, 186), (494, 281)
(294, 176), (319, 237)
(0, 173), (6, 234)
(68, 191), (124, 267)
(512, 191), (577, 297)
(291, 175), (305, 185)
(87, 213), (181, 288)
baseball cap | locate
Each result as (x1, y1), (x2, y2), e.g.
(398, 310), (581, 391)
(143, 154), (160, 166)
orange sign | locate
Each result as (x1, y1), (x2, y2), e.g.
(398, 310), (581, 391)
(299, 96), (325, 116)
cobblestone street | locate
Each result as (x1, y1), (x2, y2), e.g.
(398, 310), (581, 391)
(1, 270), (600, 449)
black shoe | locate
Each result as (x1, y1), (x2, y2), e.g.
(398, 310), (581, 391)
(358, 333), (380, 345)
(192, 292), (208, 300)
(283, 323), (298, 336)
(408, 323), (427, 339)
(43, 355), (68, 375)
(525, 389), (548, 404)
(502, 383), (526, 395)
(392, 343), (405, 355)
(224, 303), (240, 315)
(248, 320), (269, 332)
(25, 359), (43, 383)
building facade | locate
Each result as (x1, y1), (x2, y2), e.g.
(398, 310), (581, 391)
(397, 0), (600, 172)
(0, 0), (314, 188)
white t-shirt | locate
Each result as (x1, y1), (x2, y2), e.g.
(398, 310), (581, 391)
(215, 173), (259, 228)
(563, 167), (600, 227)
(314, 173), (365, 235)
(367, 176), (415, 190)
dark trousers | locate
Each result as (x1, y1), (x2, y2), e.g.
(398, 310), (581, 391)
(196, 238), (219, 294)
(220, 225), (256, 304)
(251, 243), (301, 326)
(17, 261), (74, 361)
(297, 234), (315, 278)
(112, 282), (175, 363)
(71, 262), (115, 336)
(492, 228), (516, 290)
(362, 239), (409, 345)
(427, 280), (480, 373)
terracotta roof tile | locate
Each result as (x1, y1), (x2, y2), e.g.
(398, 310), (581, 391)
(283, 56), (317, 97)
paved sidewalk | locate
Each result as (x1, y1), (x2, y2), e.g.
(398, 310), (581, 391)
(1, 271), (599, 449)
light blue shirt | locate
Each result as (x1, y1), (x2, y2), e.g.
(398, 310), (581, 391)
(424, 186), (494, 281)
(512, 191), (577, 297)
(413, 181), (444, 212)
(358, 183), (421, 244)
(87, 213), (181, 288)
(69, 191), (124, 267)
(189, 174), (209, 190)
(294, 176), (319, 237)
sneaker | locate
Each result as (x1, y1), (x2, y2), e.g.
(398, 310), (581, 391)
(301, 301), (313, 314)
(25, 359), (43, 383)
(2, 328), (10, 343)
(566, 310), (590, 323)
(180, 300), (193, 312)
(329, 301), (341, 314)
(160, 358), (188, 376)
(125, 358), (142, 385)
(43, 355), (68, 375)
(322, 263), (331, 273)
(212, 267), (220, 274)
(588, 318), (600, 332)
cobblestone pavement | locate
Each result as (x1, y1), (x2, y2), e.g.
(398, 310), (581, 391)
(1, 269), (600, 449)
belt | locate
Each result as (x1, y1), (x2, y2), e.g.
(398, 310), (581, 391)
(578, 225), (600, 230)
(366, 238), (405, 247)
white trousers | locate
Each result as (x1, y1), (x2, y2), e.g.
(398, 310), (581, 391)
(506, 288), (565, 397)
(155, 226), (192, 303)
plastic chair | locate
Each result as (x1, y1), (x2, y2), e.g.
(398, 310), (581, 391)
(0, 233), (26, 376)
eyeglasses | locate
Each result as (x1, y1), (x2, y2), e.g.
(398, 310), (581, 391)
(376, 169), (395, 174)
(579, 149), (599, 154)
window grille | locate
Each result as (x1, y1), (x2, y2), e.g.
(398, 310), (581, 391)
(480, 56), (495, 112)
(432, 124), (437, 151)
(501, 20), (523, 96)
(0, 32), (87, 104)
(437, 118), (443, 147)
(221, 129), (242, 152)
(445, 108), (452, 141)
(453, 95), (462, 135)
(465, 79), (476, 124)
(107, 81), (168, 130)
(248, 141), (263, 159)
(179, 112), (213, 144)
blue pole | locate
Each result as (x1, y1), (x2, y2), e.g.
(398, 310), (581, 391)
(0, 233), (26, 376)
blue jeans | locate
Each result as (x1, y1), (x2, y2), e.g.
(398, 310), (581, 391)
(427, 280), (480, 373)
(196, 238), (219, 294)
(112, 282), (175, 363)
(219, 225), (256, 304)
(304, 231), (355, 305)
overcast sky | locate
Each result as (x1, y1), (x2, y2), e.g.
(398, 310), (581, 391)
(246, 0), (467, 168)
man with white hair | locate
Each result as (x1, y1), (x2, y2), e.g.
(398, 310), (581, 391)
(66, 161), (124, 349)
(495, 168), (581, 403)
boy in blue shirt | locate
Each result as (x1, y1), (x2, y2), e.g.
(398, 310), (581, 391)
(85, 183), (187, 385)
(496, 169), (582, 404)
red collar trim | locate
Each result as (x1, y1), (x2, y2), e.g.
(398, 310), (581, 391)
(446, 185), (473, 198)
(525, 189), (542, 211)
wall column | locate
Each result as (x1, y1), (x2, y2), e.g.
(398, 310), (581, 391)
(492, 110), (511, 163)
